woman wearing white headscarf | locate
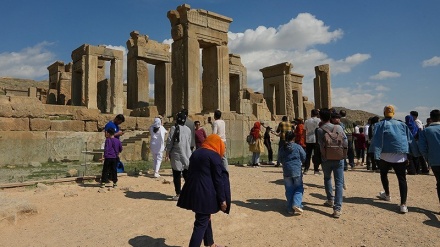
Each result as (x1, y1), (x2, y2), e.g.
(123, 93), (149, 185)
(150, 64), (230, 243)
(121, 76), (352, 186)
(149, 117), (167, 178)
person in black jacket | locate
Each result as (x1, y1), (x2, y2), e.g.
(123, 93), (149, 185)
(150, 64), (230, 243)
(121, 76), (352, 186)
(177, 134), (231, 247)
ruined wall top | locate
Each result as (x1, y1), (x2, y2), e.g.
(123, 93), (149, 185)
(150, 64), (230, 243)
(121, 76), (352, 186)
(71, 44), (123, 63)
(315, 64), (330, 73)
(126, 31), (171, 63)
(168, 4), (232, 33)
(229, 54), (244, 67)
(260, 62), (292, 78)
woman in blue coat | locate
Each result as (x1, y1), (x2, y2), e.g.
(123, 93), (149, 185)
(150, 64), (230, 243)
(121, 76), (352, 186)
(177, 134), (231, 247)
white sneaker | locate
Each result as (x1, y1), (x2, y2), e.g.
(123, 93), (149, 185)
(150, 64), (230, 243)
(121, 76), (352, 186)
(400, 204), (408, 213)
(293, 206), (303, 215)
(378, 191), (391, 201)
(172, 195), (179, 201)
(154, 173), (161, 178)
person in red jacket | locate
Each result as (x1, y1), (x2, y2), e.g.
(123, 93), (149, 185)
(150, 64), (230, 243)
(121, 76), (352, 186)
(294, 118), (306, 149)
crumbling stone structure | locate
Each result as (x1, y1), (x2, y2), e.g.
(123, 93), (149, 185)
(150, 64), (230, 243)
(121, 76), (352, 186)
(47, 61), (72, 105)
(229, 54), (247, 112)
(261, 62), (314, 120)
(71, 44), (124, 114)
(167, 4), (233, 115)
(126, 31), (172, 116)
(314, 64), (331, 109)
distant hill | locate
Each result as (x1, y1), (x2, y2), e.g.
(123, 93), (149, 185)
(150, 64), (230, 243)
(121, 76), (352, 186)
(0, 77), (48, 94)
(333, 107), (378, 125)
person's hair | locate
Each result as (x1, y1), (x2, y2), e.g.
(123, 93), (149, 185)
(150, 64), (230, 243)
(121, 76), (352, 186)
(339, 110), (347, 117)
(410, 111), (418, 118)
(194, 120), (200, 125)
(282, 116), (288, 121)
(430, 109), (440, 122)
(311, 109), (319, 117)
(214, 110), (222, 120)
(371, 116), (380, 124)
(181, 109), (189, 116)
(106, 128), (115, 135)
(331, 112), (341, 119)
(320, 109), (331, 122)
(284, 130), (295, 143)
(115, 114), (125, 122)
(359, 127), (364, 133)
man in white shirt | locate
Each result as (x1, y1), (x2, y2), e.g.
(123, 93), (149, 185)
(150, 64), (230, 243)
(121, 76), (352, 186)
(304, 109), (322, 174)
(212, 110), (228, 170)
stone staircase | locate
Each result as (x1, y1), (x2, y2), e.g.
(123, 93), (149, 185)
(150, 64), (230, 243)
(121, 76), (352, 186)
(91, 131), (150, 162)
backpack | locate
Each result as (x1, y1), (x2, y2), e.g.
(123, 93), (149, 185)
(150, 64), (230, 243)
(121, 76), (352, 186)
(321, 125), (347, 160)
(246, 133), (256, 145)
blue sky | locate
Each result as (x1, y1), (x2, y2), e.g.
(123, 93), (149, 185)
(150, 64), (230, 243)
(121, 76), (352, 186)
(1, 0), (439, 122)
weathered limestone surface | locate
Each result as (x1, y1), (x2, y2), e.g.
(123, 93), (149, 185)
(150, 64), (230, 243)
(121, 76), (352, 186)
(261, 63), (293, 117)
(136, 117), (155, 131)
(229, 54), (247, 112)
(73, 108), (101, 121)
(0, 118), (29, 131)
(0, 96), (13, 117)
(9, 96), (45, 118)
(84, 121), (98, 132)
(119, 116), (137, 130)
(130, 106), (159, 118)
(30, 118), (51, 131)
(314, 64), (331, 109)
(50, 120), (84, 132)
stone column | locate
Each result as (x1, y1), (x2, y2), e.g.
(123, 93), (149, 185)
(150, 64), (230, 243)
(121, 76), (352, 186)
(85, 55), (98, 110)
(314, 64), (331, 109)
(127, 58), (149, 109)
(110, 58), (124, 114)
(218, 45), (230, 112)
(155, 62), (172, 117)
(71, 57), (86, 106)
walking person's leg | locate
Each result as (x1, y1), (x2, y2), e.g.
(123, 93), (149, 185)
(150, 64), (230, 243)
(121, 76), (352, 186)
(392, 162), (408, 205)
(292, 176), (304, 211)
(333, 160), (344, 216)
(304, 143), (314, 172)
(101, 159), (110, 184)
(189, 213), (212, 247)
(172, 169), (182, 197)
(322, 162), (334, 204)
(110, 158), (118, 185)
(431, 166), (440, 204)
(284, 177), (295, 214)
(378, 160), (391, 199)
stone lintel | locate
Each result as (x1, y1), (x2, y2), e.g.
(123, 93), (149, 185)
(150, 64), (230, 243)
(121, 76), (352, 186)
(174, 4), (232, 33)
(260, 62), (292, 78)
(131, 47), (171, 64)
(229, 54), (243, 66)
(47, 61), (65, 72)
(72, 44), (123, 62)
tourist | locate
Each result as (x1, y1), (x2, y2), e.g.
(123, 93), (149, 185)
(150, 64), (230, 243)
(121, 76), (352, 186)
(275, 116), (292, 167)
(304, 109), (322, 175)
(194, 121), (207, 149)
(100, 128), (122, 188)
(366, 116), (380, 171)
(317, 109), (347, 218)
(104, 114), (125, 139)
(294, 118), (306, 149)
(149, 117), (167, 178)
(212, 109), (228, 171)
(166, 111), (192, 201)
(181, 109), (196, 151)
(177, 134), (230, 247)
(405, 114), (420, 175)
(248, 121), (264, 167)
(369, 105), (420, 214)
(278, 131), (306, 215)
(263, 126), (274, 165)
(353, 127), (366, 166)
(426, 118), (432, 128)
(410, 111), (430, 174)
(418, 109), (440, 211)
(339, 110), (355, 170)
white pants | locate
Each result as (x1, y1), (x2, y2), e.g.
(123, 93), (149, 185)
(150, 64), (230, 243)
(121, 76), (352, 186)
(152, 151), (164, 173)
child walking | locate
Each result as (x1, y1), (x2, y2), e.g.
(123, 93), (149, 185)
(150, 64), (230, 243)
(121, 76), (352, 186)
(101, 128), (122, 188)
(278, 130), (306, 215)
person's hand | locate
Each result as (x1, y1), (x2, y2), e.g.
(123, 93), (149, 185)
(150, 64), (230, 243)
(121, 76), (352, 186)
(118, 131), (124, 136)
(220, 201), (227, 212)
(165, 152), (170, 161)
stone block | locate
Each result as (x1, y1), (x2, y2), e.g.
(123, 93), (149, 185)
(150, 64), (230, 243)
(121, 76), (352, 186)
(9, 96), (45, 118)
(221, 112), (236, 120)
(0, 131), (47, 165)
(50, 120), (84, 132)
(30, 118), (51, 131)
(130, 106), (159, 117)
(44, 104), (83, 116)
(0, 117), (29, 131)
(119, 116), (137, 130)
(74, 108), (101, 121)
(84, 121), (98, 132)
(97, 114), (115, 131)
(0, 96), (13, 117)
(136, 117), (154, 131)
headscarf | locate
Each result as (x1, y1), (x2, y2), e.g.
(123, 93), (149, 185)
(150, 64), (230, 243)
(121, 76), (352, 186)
(152, 117), (161, 133)
(172, 111), (187, 143)
(201, 134), (225, 157)
(405, 115), (418, 137)
(251, 122), (261, 140)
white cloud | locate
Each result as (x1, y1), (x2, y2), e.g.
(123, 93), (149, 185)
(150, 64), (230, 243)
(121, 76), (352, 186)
(0, 42), (55, 79)
(370, 71), (401, 80)
(422, 56), (440, 67)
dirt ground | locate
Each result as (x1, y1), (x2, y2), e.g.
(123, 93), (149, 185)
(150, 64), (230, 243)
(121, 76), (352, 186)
(1, 163), (440, 247)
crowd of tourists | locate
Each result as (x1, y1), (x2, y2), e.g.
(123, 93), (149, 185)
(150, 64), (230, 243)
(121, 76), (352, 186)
(99, 106), (440, 247)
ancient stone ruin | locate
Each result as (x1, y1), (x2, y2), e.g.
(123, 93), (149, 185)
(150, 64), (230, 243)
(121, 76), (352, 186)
(0, 3), (331, 166)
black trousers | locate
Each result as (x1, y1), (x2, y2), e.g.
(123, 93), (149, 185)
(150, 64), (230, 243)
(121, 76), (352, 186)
(189, 213), (214, 247)
(431, 166), (440, 203)
(101, 158), (118, 183)
(379, 159), (407, 205)
(264, 142), (273, 162)
(304, 143), (320, 172)
(172, 169), (188, 195)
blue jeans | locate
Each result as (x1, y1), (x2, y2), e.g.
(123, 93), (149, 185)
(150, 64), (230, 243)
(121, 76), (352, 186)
(252, 152), (261, 165)
(322, 160), (344, 211)
(284, 176), (304, 212)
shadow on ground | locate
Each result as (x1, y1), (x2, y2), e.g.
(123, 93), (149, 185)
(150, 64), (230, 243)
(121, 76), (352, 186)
(232, 198), (286, 215)
(129, 235), (180, 247)
(125, 191), (172, 201)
